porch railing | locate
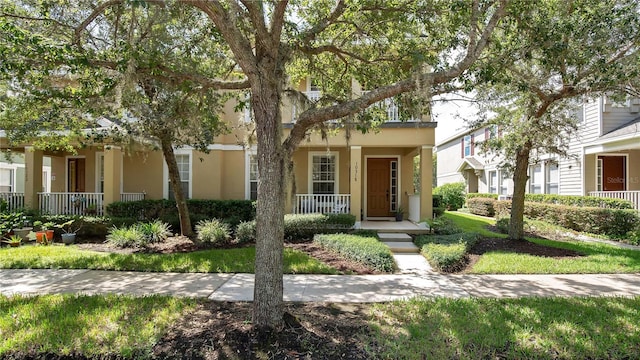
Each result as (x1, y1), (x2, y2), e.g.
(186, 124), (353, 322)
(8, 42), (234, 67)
(0, 192), (25, 211)
(38, 192), (146, 216)
(294, 194), (351, 214)
(588, 191), (640, 211)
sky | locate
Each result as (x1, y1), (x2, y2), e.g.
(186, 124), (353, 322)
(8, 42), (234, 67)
(431, 95), (479, 144)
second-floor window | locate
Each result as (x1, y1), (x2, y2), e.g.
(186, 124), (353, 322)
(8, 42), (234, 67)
(462, 135), (473, 157)
(311, 154), (337, 194)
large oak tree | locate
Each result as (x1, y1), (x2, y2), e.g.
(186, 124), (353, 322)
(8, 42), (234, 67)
(1, 0), (508, 330)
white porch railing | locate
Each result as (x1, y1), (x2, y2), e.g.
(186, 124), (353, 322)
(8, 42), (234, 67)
(294, 194), (351, 214)
(38, 192), (146, 216)
(589, 191), (640, 211)
(0, 192), (25, 211)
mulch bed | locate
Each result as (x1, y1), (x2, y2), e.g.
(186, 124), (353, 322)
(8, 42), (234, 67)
(286, 243), (380, 275)
(152, 301), (377, 360)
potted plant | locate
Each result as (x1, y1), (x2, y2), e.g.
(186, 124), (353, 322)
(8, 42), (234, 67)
(3, 235), (22, 247)
(33, 221), (55, 244)
(394, 205), (405, 222)
(56, 219), (82, 245)
(12, 215), (33, 241)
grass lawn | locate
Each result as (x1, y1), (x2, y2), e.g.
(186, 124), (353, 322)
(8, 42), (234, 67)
(444, 211), (640, 274)
(3, 294), (640, 359)
(371, 296), (640, 359)
(0, 294), (196, 358)
(0, 245), (339, 274)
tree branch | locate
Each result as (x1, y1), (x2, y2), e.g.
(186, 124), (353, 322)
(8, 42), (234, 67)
(270, 0), (289, 44)
(299, 0), (347, 43)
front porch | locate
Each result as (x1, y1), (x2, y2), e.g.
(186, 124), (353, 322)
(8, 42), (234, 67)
(0, 192), (145, 215)
(588, 191), (640, 211)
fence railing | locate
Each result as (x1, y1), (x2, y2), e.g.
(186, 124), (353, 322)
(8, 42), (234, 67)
(0, 192), (25, 211)
(294, 194), (351, 214)
(588, 191), (640, 211)
(37, 192), (146, 216)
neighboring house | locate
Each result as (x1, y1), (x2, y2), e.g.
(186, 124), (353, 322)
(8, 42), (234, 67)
(0, 79), (436, 224)
(436, 95), (640, 210)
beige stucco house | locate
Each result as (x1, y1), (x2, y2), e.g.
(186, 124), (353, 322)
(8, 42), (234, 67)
(1, 79), (436, 224)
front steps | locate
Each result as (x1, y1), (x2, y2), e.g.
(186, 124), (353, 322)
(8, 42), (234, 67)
(379, 233), (419, 253)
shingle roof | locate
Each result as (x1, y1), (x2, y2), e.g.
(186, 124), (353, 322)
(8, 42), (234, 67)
(599, 116), (640, 140)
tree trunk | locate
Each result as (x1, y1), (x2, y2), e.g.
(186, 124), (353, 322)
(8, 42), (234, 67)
(508, 142), (532, 240)
(251, 72), (286, 331)
(160, 137), (193, 238)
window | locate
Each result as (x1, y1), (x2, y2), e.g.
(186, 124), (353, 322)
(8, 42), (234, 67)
(488, 171), (497, 194)
(311, 154), (337, 194)
(499, 171), (509, 195)
(596, 158), (603, 191)
(485, 125), (498, 140)
(546, 162), (559, 194)
(0, 168), (13, 192)
(529, 164), (542, 194)
(249, 154), (258, 201)
(168, 154), (190, 200)
(462, 135), (472, 157)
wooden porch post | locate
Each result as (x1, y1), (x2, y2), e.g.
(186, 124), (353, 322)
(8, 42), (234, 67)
(24, 146), (44, 211)
(350, 146), (362, 225)
(103, 145), (122, 208)
(420, 145), (433, 221)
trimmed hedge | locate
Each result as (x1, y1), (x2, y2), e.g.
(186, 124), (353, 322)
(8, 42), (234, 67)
(313, 233), (395, 272)
(417, 233), (480, 272)
(465, 193), (633, 209)
(433, 182), (466, 210)
(466, 197), (496, 217)
(284, 213), (355, 241)
(106, 199), (256, 230)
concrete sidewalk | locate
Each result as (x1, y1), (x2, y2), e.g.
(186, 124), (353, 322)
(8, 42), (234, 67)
(2, 269), (640, 301)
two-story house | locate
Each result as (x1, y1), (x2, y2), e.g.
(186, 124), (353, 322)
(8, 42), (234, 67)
(0, 79), (436, 224)
(436, 95), (640, 210)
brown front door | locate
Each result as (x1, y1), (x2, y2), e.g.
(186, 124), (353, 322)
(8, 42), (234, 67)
(367, 158), (393, 217)
(68, 158), (86, 192)
(600, 155), (626, 191)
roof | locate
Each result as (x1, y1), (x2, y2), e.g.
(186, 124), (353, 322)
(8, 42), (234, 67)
(599, 116), (640, 140)
(456, 157), (484, 172)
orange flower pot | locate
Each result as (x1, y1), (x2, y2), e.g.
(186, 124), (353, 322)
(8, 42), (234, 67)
(45, 230), (54, 241)
(36, 232), (47, 243)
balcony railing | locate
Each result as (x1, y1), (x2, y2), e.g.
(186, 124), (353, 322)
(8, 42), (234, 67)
(588, 191), (640, 211)
(0, 192), (25, 211)
(38, 192), (146, 216)
(294, 194), (351, 214)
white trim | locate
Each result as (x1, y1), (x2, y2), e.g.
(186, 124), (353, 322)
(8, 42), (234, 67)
(363, 155), (402, 219)
(245, 150), (257, 200)
(162, 149), (193, 199)
(308, 151), (340, 195)
(64, 155), (86, 192)
(95, 152), (104, 193)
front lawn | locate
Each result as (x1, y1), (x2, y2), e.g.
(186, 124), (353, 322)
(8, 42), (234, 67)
(3, 294), (640, 359)
(443, 212), (640, 274)
(0, 245), (339, 274)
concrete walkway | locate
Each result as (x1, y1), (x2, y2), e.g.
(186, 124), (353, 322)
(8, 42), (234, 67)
(2, 269), (640, 302)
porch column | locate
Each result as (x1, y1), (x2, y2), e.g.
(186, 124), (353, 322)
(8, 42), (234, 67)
(350, 146), (362, 225)
(420, 145), (433, 221)
(24, 146), (43, 211)
(104, 145), (122, 207)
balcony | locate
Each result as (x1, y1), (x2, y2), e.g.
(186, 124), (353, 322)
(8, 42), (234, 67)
(588, 191), (640, 211)
(294, 194), (351, 214)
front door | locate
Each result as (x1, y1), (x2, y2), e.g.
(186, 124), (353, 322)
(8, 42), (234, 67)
(367, 158), (394, 217)
(68, 158), (86, 192)
(599, 155), (626, 191)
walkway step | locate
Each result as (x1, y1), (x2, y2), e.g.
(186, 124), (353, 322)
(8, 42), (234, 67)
(382, 241), (419, 253)
(378, 233), (413, 243)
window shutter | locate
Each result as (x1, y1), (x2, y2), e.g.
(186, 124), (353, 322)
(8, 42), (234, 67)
(461, 138), (464, 158)
(485, 128), (489, 139)
(470, 134), (475, 156)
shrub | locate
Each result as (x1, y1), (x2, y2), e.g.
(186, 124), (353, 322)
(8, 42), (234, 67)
(626, 225), (640, 246)
(235, 220), (256, 244)
(284, 213), (355, 241)
(466, 197), (496, 217)
(495, 217), (510, 234)
(350, 229), (379, 238)
(428, 216), (462, 235)
(433, 182), (466, 210)
(422, 243), (468, 272)
(106, 225), (147, 248)
(34, 215), (111, 239)
(523, 194), (633, 209)
(414, 232), (480, 249)
(313, 233), (395, 272)
(195, 219), (231, 246)
(493, 200), (512, 217)
(466, 193), (498, 201)
(137, 220), (172, 243)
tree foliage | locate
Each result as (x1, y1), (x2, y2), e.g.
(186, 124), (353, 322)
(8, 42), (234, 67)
(470, 0), (640, 240)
